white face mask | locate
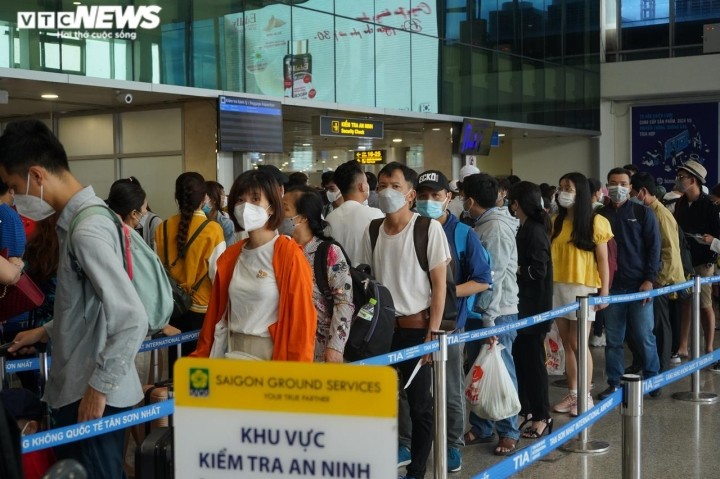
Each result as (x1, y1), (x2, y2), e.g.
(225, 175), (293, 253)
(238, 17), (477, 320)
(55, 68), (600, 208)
(326, 189), (341, 203)
(13, 174), (55, 221)
(378, 188), (410, 215)
(557, 191), (576, 209)
(608, 185), (630, 204)
(234, 202), (270, 232)
(221, 196), (228, 209)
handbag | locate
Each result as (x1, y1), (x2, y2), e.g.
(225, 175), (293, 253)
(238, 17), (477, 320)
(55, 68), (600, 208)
(0, 250), (45, 323)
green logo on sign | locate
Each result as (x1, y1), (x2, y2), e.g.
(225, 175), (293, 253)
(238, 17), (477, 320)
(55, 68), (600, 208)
(189, 368), (210, 397)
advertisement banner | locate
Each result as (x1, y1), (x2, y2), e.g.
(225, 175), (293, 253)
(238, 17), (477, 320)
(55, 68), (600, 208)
(631, 103), (720, 189)
(223, 1), (438, 112)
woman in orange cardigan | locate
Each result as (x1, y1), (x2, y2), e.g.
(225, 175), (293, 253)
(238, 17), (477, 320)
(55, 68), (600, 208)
(192, 170), (316, 361)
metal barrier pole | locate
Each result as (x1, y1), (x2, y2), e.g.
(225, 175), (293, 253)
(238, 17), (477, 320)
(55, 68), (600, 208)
(621, 374), (642, 479)
(672, 275), (718, 403)
(432, 330), (447, 479)
(562, 296), (609, 454)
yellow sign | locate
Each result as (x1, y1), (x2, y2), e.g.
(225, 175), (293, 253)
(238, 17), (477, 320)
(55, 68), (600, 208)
(354, 149), (385, 164)
(316, 116), (384, 139)
(175, 358), (397, 418)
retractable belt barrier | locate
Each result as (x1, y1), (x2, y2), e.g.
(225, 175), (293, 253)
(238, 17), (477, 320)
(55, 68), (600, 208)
(12, 277), (720, 475)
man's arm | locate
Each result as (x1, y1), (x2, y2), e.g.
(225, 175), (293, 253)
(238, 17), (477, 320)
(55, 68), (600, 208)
(475, 221), (510, 326)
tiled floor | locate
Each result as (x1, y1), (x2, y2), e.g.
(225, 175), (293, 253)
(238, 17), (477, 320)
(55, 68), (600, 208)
(449, 346), (720, 479)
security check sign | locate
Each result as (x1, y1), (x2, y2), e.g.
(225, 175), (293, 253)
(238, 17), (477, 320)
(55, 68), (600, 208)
(174, 359), (397, 478)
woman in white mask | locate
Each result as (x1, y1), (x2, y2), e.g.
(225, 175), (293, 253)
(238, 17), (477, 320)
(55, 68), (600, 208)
(204, 181), (236, 246)
(549, 172), (613, 417)
(283, 186), (353, 363)
(191, 170), (317, 361)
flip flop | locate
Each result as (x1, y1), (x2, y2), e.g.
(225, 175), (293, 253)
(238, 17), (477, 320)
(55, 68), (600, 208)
(494, 437), (519, 456)
(464, 430), (495, 445)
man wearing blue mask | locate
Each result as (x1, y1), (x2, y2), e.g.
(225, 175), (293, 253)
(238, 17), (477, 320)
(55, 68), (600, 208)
(0, 120), (147, 479)
(597, 167), (662, 399)
(359, 162), (451, 479)
(413, 169), (492, 472)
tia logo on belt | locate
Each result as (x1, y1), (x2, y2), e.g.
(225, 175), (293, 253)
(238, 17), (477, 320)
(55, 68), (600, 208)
(190, 368), (210, 397)
(17, 6), (162, 30)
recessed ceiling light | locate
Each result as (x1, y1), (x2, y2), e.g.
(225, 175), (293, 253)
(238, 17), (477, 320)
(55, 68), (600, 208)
(431, 128), (441, 131)
(498, 133), (506, 137)
(41, 93), (58, 99)
(332, 155), (338, 159)
(322, 160), (326, 164)
(73, 1), (82, 4)
(393, 138), (402, 143)
(257, 158), (263, 162)
(302, 143), (311, 147)
(291, 159), (295, 163)
(347, 149), (353, 152)
(358, 146), (366, 150)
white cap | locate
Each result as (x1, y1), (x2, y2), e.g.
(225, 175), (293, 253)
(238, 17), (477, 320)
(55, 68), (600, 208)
(702, 185), (709, 195)
(459, 165), (480, 181)
(449, 180), (459, 193)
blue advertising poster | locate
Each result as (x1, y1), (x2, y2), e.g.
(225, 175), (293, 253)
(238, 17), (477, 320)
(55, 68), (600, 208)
(631, 103), (719, 189)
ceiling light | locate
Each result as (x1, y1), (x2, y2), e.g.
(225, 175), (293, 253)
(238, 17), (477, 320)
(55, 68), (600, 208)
(332, 155), (338, 159)
(73, 1), (82, 4)
(348, 149), (353, 152)
(302, 143), (311, 147)
(41, 93), (58, 99)
(291, 159), (295, 163)
(257, 158), (263, 162)
(322, 160), (326, 164)
(498, 133), (506, 137)
(358, 146), (366, 150)
(393, 138), (402, 143)
(431, 128), (441, 131)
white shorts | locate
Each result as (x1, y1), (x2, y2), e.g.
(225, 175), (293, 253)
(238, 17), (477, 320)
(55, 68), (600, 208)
(553, 282), (598, 322)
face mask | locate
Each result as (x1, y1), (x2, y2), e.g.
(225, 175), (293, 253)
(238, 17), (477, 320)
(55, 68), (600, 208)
(416, 199), (446, 219)
(326, 190), (341, 203)
(597, 192), (604, 203)
(378, 188), (410, 215)
(13, 174), (55, 221)
(675, 180), (687, 193)
(557, 191), (576, 209)
(278, 215), (299, 236)
(629, 196), (644, 205)
(462, 198), (476, 219)
(202, 203), (212, 215)
(221, 196), (228, 209)
(608, 185), (630, 204)
(234, 202), (270, 232)
(502, 198), (509, 208)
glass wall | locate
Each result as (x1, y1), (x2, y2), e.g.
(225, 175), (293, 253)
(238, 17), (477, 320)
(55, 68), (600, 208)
(0, 0), (600, 130)
(606, 0), (720, 60)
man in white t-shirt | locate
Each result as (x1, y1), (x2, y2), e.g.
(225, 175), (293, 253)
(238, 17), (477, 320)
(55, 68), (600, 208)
(359, 162), (451, 479)
(325, 160), (384, 265)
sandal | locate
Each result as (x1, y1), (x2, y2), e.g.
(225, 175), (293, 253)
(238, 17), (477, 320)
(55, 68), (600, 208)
(464, 430), (495, 445)
(494, 437), (519, 456)
(518, 413), (533, 432)
(522, 418), (554, 439)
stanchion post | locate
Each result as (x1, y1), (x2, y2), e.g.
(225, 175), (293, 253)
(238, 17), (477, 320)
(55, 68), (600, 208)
(621, 374), (642, 479)
(672, 275), (718, 403)
(561, 296), (610, 454)
(432, 331), (447, 479)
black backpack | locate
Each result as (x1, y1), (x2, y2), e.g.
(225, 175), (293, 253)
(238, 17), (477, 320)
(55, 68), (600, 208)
(314, 241), (396, 362)
(369, 216), (458, 331)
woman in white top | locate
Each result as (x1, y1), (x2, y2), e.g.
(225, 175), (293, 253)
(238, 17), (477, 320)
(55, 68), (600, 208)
(283, 186), (354, 362)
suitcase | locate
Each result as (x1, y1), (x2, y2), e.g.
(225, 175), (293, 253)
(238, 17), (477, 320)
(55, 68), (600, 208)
(135, 427), (173, 479)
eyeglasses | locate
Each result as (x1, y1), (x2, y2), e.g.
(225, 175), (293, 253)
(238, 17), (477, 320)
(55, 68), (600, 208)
(676, 175), (691, 181)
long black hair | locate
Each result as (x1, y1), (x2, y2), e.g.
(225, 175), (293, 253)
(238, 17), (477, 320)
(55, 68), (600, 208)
(286, 185), (333, 242)
(175, 172), (206, 253)
(551, 172), (595, 251)
(507, 181), (551, 235)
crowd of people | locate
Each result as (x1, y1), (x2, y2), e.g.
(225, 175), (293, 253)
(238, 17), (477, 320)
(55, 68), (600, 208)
(0, 119), (719, 479)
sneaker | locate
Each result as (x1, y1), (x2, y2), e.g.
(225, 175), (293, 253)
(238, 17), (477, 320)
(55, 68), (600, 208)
(649, 388), (662, 398)
(710, 361), (720, 374)
(589, 332), (606, 347)
(570, 394), (594, 417)
(553, 392), (577, 413)
(670, 353), (688, 364)
(397, 445), (411, 468)
(447, 447), (462, 473)
(597, 385), (620, 400)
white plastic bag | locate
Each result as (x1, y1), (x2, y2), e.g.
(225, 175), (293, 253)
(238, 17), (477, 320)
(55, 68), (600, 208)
(209, 317), (228, 359)
(545, 321), (565, 376)
(464, 343), (521, 421)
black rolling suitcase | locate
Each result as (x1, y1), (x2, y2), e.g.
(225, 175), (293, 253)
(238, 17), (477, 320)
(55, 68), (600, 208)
(136, 427), (173, 479)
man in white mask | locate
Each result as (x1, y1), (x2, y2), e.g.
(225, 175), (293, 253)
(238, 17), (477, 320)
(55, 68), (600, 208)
(359, 162), (451, 479)
(1, 120), (147, 479)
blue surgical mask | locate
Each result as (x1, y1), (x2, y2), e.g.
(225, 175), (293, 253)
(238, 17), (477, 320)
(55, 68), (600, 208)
(202, 203), (212, 215)
(416, 200), (446, 219)
(608, 185), (630, 204)
(629, 196), (644, 205)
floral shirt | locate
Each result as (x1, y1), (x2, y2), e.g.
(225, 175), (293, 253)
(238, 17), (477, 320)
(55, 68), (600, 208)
(302, 236), (354, 361)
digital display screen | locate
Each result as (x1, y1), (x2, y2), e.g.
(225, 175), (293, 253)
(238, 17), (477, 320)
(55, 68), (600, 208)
(217, 95), (283, 152)
(459, 119), (495, 156)
(354, 149), (386, 164)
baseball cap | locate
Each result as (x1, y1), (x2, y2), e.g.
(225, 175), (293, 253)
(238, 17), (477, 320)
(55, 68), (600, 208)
(677, 160), (707, 184)
(449, 179), (459, 193)
(256, 165), (290, 185)
(458, 165), (480, 181)
(416, 170), (451, 192)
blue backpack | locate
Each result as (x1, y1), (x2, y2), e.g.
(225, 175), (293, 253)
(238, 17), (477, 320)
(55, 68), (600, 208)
(68, 205), (174, 334)
(452, 222), (493, 327)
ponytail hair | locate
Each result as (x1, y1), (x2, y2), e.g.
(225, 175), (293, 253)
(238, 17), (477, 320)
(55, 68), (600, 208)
(175, 172), (207, 253)
(507, 181), (551, 235)
(286, 185), (333, 242)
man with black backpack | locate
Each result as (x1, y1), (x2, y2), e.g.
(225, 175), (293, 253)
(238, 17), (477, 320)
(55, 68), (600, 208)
(359, 162), (451, 479)
(597, 167), (662, 400)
